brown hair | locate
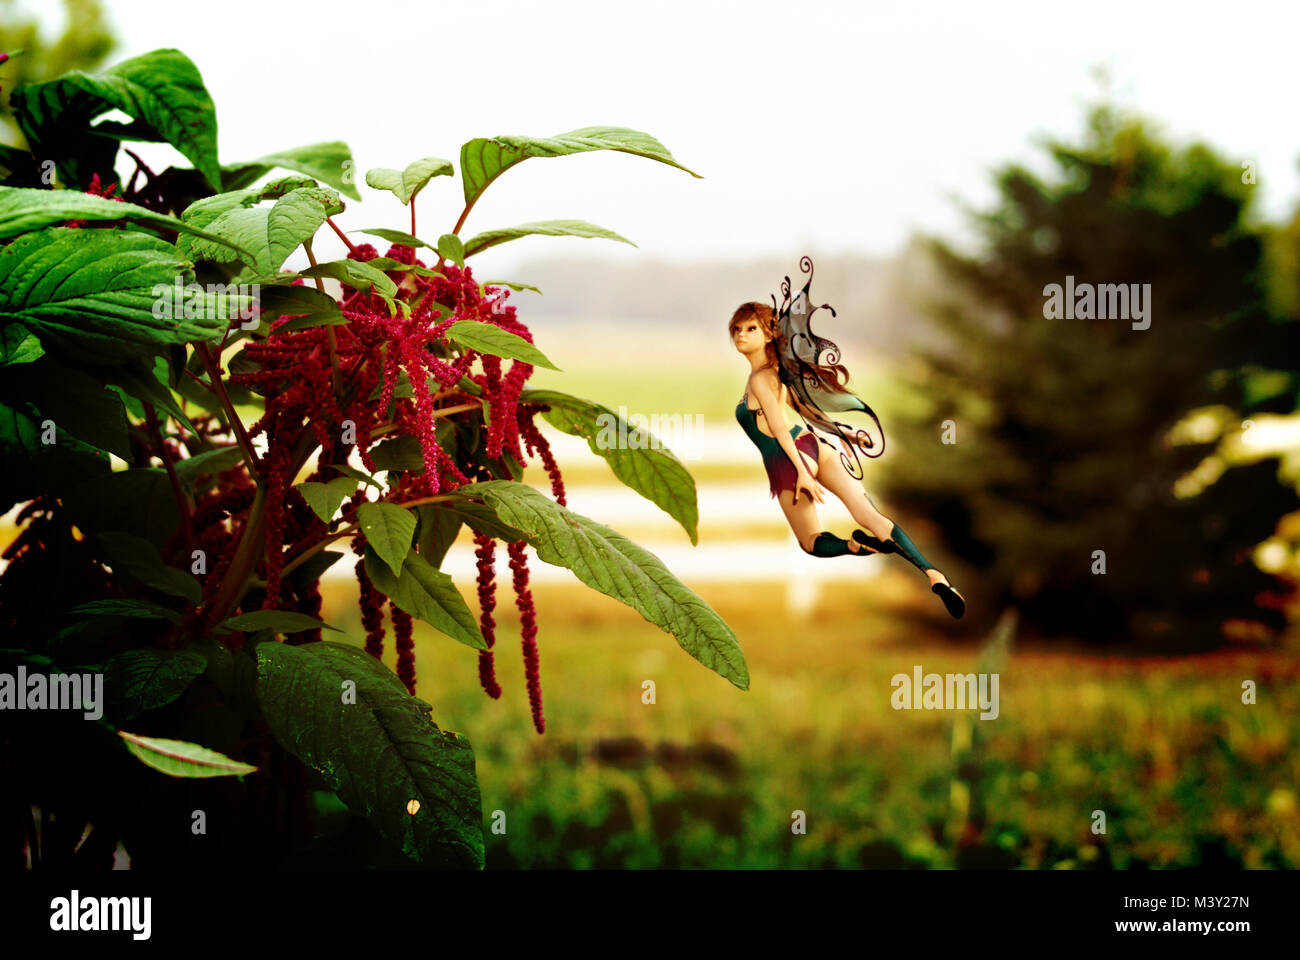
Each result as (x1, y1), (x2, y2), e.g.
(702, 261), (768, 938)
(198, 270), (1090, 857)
(728, 301), (781, 370)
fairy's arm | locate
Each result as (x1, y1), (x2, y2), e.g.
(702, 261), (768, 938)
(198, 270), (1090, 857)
(751, 371), (823, 503)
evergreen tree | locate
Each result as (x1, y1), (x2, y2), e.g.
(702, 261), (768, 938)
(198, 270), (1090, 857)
(881, 104), (1300, 649)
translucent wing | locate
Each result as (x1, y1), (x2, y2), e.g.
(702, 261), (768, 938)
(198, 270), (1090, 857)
(770, 255), (884, 478)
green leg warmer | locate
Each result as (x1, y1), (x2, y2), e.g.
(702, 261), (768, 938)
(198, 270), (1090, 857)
(887, 523), (935, 572)
(810, 532), (852, 557)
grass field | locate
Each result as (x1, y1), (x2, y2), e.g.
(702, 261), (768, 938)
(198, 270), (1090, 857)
(320, 573), (1300, 869)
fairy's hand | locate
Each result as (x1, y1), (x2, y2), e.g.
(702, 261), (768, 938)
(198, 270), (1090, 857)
(795, 470), (824, 505)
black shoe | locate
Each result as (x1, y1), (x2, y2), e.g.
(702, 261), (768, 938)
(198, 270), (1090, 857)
(932, 580), (966, 619)
(852, 529), (893, 555)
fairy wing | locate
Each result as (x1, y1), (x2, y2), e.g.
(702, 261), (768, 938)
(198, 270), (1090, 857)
(771, 256), (885, 473)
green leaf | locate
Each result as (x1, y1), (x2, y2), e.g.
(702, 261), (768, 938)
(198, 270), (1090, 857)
(12, 48), (221, 190)
(352, 227), (429, 248)
(172, 445), (243, 487)
(97, 532), (202, 603)
(254, 284), (345, 332)
(1, 354), (131, 459)
(0, 323), (44, 366)
(223, 142), (362, 201)
(357, 502), (417, 577)
(436, 233), (464, 267)
(483, 279), (542, 295)
(105, 648), (207, 718)
(520, 388), (699, 543)
(0, 228), (223, 363)
(73, 598), (182, 624)
(455, 481), (747, 688)
(119, 730), (257, 778)
(459, 126), (702, 209)
(217, 611), (340, 635)
(365, 158), (454, 204)
(0, 186), (251, 252)
(297, 476), (358, 523)
(329, 463), (382, 489)
(300, 258), (398, 298)
(175, 176), (317, 258)
(62, 469), (178, 550)
(184, 187), (344, 274)
(363, 547), (485, 650)
(370, 434), (424, 473)
(463, 219), (634, 258)
(415, 505), (463, 567)
(435, 499), (527, 543)
(255, 640), (483, 868)
(102, 357), (199, 437)
(446, 320), (559, 370)
(289, 549), (345, 590)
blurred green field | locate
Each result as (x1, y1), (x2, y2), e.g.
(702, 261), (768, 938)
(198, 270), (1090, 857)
(319, 573), (1300, 870)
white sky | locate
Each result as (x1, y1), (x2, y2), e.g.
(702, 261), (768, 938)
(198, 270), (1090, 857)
(36, 0), (1300, 275)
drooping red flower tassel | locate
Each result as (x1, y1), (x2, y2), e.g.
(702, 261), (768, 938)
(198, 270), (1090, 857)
(392, 603), (416, 695)
(507, 539), (544, 734)
(355, 558), (386, 658)
(473, 531), (502, 699)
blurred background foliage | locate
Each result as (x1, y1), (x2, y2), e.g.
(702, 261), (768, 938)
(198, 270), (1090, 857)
(881, 101), (1300, 650)
(0, 0), (116, 146)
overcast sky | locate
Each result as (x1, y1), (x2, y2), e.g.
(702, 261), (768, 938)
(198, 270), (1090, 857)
(38, 0), (1300, 275)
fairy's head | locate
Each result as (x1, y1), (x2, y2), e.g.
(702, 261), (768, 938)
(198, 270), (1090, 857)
(728, 301), (781, 369)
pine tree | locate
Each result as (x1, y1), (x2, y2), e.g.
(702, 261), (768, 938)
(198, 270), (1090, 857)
(880, 104), (1300, 649)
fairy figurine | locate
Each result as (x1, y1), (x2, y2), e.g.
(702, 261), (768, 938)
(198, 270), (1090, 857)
(730, 255), (966, 618)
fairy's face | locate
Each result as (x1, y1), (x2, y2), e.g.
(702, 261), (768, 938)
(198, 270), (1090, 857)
(731, 319), (770, 356)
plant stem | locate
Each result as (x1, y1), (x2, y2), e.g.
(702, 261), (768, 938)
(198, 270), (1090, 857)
(207, 485), (267, 627)
(197, 344), (259, 479)
(304, 240), (343, 396)
(143, 400), (194, 555)
(410, 197), (416, 237)
(325, 217), (357, 255)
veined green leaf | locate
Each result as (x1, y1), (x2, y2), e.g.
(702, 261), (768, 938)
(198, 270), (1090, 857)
(0, 186), (251, 253)
(73, 598), (183, 624)
(482, 279), (542, 295)
(222, 142), (362, 200)
(297, 476), (358, 523)
(463, 219), (634, 258)
(184, 186), (344, 274)
(447, 320), (559, 370)
(300, 257), (398, 298)
(436, 233), (465, 267)
(357, 502), (417, 577)
(255, 640), (483, 868)
(459, 126), (701, 209)
(365, 158), (454, 204)
(363, 546), (485, 650)
(454, 481), (747, 689)
(172, 445), (243, 487)
(352, 227), (429, 248)
(97, 531), (202, 603)
(0, 323), (44, 366)
(105, 648), (207, 718)
(119, 730), (257, 778)
(217, 611), (340, 635)
(0, 228), (223, 363)
(12, 49), (221, 190)
(520, 388), (698, 543)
